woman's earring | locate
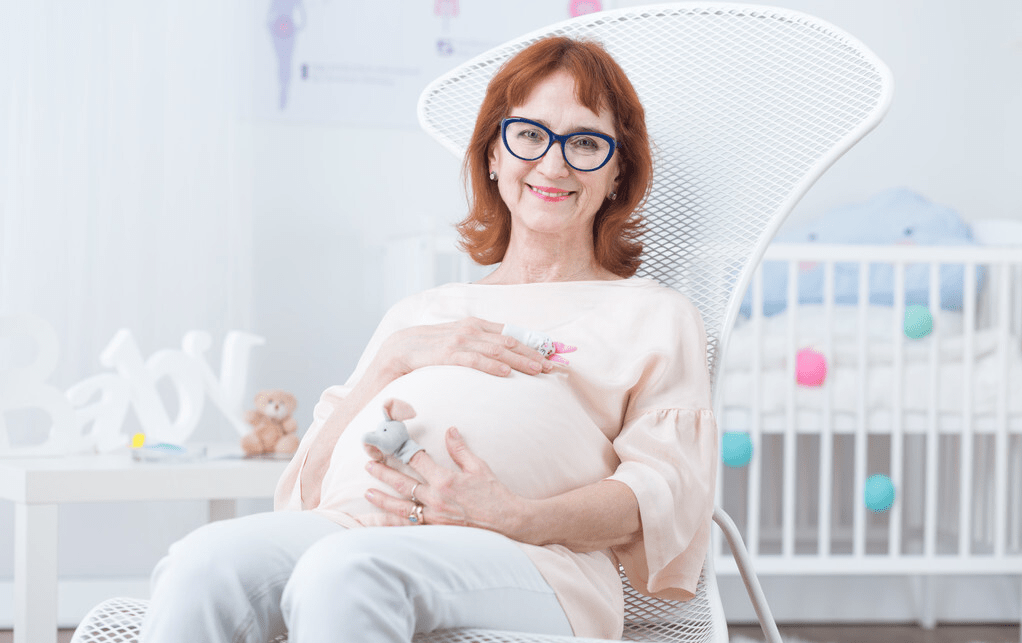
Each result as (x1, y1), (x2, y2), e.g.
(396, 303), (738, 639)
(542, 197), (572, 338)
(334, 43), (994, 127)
(608, 191), (618, 201)
(489, 171), (498, 181)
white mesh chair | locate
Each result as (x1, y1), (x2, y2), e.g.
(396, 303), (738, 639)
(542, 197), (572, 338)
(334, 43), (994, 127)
(71, 4), (891, 643)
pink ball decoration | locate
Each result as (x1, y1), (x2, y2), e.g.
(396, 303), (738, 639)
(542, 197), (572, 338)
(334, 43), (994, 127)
(569, 0), (602, 17)
(796, 348), (827, 386)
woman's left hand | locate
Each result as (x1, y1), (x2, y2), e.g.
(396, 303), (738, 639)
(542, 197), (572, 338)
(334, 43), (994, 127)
(364, 427), (528, 537)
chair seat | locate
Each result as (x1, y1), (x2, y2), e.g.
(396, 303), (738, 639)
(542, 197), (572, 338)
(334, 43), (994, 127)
(71, 565), (719, 643)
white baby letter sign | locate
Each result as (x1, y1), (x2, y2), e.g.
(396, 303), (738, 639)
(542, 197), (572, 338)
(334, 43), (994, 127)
(0, 313), (265, 456)
(182, 330), (267, 439)
(0, 314), (78, 455)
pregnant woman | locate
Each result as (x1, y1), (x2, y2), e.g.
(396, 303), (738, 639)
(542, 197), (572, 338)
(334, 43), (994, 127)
(140, 36), (717, 643)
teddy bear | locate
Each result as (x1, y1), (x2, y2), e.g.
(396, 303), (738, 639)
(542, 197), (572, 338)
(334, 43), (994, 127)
(241, 390), (300, 456)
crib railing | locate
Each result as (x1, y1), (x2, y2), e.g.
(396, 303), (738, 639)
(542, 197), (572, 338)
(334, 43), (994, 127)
(714, 243), (1022, 582)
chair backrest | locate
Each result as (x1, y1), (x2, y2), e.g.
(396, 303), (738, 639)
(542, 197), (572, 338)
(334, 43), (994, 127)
(417, 2), (893, 404)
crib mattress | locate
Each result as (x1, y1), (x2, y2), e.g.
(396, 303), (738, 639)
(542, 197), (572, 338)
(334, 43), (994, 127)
(721, 305), (1022, 432)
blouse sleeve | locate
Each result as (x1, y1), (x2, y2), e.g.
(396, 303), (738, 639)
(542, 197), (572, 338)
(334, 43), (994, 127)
(606, 292), (719, 601)
(273, 291), (428, 510)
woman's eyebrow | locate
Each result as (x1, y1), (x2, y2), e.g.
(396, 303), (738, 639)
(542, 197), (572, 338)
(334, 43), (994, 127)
(511, 115), (614, 137)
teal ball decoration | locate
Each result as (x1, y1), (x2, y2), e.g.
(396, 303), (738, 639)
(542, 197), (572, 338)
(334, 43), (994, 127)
(722, 432), (753, 468)
(904, 305), (933, 339)
(864, 474), (895, 512)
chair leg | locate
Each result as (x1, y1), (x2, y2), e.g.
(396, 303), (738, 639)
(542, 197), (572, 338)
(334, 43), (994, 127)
(713, 507), (783, 643)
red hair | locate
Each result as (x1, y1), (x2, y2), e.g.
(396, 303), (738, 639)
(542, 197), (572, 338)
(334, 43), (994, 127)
(458, 37), (652, 277)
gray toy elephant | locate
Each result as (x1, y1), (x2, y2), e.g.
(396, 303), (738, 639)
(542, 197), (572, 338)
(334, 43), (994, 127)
(363, 398), (424, 464)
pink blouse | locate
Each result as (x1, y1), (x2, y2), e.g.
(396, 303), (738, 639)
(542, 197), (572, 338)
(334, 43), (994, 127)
(274, 278), (718, 639)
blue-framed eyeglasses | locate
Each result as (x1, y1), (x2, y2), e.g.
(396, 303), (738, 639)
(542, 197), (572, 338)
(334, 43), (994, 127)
(500, 117), (618, 172)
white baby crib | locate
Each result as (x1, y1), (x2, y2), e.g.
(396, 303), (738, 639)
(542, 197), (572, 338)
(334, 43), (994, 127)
(716, 241), (1022, 628)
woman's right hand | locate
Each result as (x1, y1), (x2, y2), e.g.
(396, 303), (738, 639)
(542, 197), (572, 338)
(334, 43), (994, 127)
(371, 317), (554, 382)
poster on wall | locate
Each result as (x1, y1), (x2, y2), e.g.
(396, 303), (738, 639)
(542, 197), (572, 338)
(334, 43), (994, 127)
(256, 0), (612, 128)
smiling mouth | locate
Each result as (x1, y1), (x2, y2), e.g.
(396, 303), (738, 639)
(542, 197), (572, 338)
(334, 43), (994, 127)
(529, 184), (574, 201)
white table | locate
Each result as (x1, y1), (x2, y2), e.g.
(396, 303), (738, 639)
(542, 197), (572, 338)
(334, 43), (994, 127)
(0, 447), (290, 643)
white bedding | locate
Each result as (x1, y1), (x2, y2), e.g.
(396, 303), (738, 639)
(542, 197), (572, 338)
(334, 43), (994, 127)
(721, 305), (1022, 422)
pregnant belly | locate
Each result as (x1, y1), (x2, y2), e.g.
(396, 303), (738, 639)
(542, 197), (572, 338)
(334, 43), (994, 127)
(316, 366), (619, 521)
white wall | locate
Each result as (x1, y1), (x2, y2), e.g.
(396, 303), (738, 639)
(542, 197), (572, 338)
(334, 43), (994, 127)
(2, 0), (1021, 627)
(246, 124), (465, 416)
(645, 0), (1022, 228)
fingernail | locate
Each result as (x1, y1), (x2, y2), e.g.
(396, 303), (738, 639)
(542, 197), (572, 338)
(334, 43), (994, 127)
(529, 361), (542, 373)
(449, 426), (461, 439)
(365, 462), (374, 472)
(365, 490), (375, 500)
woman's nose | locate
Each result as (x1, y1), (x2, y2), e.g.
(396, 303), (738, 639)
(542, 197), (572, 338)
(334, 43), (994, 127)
(536, 142), (570, 177)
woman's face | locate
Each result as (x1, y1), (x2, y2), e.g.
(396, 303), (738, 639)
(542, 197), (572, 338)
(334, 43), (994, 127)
(488, 70), (620, 242)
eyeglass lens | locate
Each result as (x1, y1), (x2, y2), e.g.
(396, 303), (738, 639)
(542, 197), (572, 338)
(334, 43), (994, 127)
(503, 120), (613, 171)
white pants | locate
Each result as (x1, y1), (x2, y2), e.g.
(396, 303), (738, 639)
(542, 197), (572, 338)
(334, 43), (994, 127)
(140, 511), (573, 643)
